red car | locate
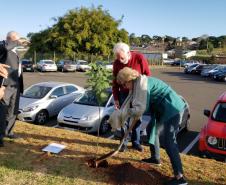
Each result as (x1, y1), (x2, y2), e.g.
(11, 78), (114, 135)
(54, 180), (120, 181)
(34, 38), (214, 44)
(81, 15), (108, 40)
(199, 91), (226, 160)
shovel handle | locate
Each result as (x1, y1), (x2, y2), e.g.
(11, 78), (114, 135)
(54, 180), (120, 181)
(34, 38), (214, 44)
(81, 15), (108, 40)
(94, 116), (139, 166)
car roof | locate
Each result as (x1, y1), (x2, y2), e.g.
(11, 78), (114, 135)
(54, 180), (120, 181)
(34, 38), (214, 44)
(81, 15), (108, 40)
(218, 91), (226, 102)
(32, 81), (76, 88)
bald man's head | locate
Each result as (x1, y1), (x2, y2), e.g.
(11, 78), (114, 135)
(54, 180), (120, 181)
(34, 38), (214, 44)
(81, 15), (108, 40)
(6, 31), (20, 42)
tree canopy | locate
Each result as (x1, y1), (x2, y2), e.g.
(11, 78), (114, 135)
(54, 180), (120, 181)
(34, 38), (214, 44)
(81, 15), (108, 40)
(27, 6), (129, 60)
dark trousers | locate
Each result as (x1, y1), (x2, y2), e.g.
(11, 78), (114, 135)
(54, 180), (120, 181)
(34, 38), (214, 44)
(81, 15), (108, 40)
(0, 103), (7, 139)
(0, 87), (20, 136)
(147, 112), (184, 176)
(118, 92), (142, 146)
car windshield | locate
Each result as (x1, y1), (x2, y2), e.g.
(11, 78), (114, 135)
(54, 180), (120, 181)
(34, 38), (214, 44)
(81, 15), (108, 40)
(22, 85), (52, 99)
(22, 60), (32, 65)
(73, 90), (110, 106)
(212, 102), (226, 123)
(44, 61), (54, 64)
(80, 62), (88, 65)
(188, 64), (198, 68)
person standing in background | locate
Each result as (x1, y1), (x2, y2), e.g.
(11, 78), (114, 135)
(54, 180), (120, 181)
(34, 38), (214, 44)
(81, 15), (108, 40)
(0, 31), (28, 146)
(0, 64), (9, 100)
(112, 42), (151, 152)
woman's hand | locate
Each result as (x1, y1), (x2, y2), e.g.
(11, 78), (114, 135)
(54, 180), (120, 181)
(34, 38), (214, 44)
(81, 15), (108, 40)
(114, 100), (120, 110)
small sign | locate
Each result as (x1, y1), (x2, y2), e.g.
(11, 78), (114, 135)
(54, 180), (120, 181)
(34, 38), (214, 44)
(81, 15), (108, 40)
(42, 143), (66, 154)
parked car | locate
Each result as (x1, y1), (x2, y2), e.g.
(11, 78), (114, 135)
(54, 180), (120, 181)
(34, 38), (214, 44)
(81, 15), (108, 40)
(57, 60), (77, 72)
(37, 60), (57, 72)
(199, 91), (226, 160)
(207, 65), (226, 78)
(57, 89), (114, 134)
(21, 59), (35, 72)
(18, 82), (84, 124)
(76, 60), (91, 72)
(189, 64), (207, 74)
(96, 61), (113, 70)
(114, 95), (191, 144)
(183, 61), (200, 68)
(213, 68), (226, 82)
(184, 63), (199, 74)
(105, 62), (113, 71)
(200, 64), (219, 77)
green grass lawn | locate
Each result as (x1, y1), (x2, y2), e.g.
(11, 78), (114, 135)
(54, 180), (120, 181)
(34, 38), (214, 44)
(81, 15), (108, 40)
(0, 121), (225, 185)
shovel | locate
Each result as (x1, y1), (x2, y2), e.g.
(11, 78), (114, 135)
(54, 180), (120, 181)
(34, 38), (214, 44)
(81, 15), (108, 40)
(87, 116), (139, 168)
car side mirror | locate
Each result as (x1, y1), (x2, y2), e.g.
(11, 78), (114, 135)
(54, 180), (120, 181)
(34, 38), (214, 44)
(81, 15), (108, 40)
(50, 95), (58, 99)
(203, 109), (211, 117)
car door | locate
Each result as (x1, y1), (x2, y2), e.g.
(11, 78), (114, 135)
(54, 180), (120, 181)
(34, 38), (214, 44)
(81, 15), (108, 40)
(48, 86), (67, 115)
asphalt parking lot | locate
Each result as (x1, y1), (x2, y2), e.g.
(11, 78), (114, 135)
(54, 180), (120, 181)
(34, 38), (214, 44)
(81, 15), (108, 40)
(22, 67), (226, 157)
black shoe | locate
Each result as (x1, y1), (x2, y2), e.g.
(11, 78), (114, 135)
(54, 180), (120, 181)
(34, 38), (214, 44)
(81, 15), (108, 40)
(0, 139), (4, 147)
(141, 157), (161, 166)
(164, 177), (188, 185)
(119, 144), (127, 152)
(132, 143), (143, 152)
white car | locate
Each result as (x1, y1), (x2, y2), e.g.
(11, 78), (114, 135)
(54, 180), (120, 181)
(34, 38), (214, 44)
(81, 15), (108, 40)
(37, 60), (57, 72)
(76, 60), (91, 72)
(57, 89), (114, 134)
(105, 62), (113, 71)
(18, 82), (84, 124)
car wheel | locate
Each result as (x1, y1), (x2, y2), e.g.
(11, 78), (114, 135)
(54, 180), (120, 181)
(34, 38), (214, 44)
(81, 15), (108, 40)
(35, 110), (49, 124)
(99, 117), (111, 134)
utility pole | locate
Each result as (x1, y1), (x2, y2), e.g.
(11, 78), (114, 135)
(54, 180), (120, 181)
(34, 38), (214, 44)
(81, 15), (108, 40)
(34, 50), (36, 65)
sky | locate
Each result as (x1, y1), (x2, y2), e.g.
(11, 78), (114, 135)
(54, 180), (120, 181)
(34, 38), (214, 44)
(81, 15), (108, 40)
(1, 0), (226, 40)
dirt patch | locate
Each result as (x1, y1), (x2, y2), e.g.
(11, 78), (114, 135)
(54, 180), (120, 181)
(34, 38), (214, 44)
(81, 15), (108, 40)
(106, 162), (169, 185)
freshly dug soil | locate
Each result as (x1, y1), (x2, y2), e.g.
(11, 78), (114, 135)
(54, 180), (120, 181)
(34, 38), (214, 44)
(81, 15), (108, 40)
(106, 162), (169, 185)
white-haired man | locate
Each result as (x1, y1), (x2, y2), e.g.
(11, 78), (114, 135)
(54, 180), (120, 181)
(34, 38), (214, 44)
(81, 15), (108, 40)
(112, 42), (151, 152)
(0, 31), (27, 146)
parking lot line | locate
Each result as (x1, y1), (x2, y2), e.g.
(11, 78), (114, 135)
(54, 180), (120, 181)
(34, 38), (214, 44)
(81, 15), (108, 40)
(182, 134), (200, 154)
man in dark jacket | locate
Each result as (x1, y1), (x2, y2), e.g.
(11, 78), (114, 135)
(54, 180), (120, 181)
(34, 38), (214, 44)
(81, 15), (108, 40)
(0, 64), (9, 100)
(0, 31), (28, 146)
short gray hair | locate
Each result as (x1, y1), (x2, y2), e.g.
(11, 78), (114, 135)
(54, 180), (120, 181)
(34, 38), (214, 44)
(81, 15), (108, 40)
(113, 42), (130, 55)
(117, 67), (139, 85)
(6, 31), (20, 41)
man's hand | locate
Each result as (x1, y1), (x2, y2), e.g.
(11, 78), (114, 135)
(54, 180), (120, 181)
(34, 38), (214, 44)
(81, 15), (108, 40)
(0, 64), (10, 78)
(114, 100), (120, 110)
(0, 86), (5, 100)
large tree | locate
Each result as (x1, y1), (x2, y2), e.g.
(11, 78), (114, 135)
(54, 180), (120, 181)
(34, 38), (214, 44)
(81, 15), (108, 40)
(27, 6), (128, 59)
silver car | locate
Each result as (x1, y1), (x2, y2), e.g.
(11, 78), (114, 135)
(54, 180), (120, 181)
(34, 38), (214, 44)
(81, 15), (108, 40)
(76, 60), (91, 72)
(37, 60), (57, 72)
(57, 89), (114, 134)
(18, 82), (84, 124)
